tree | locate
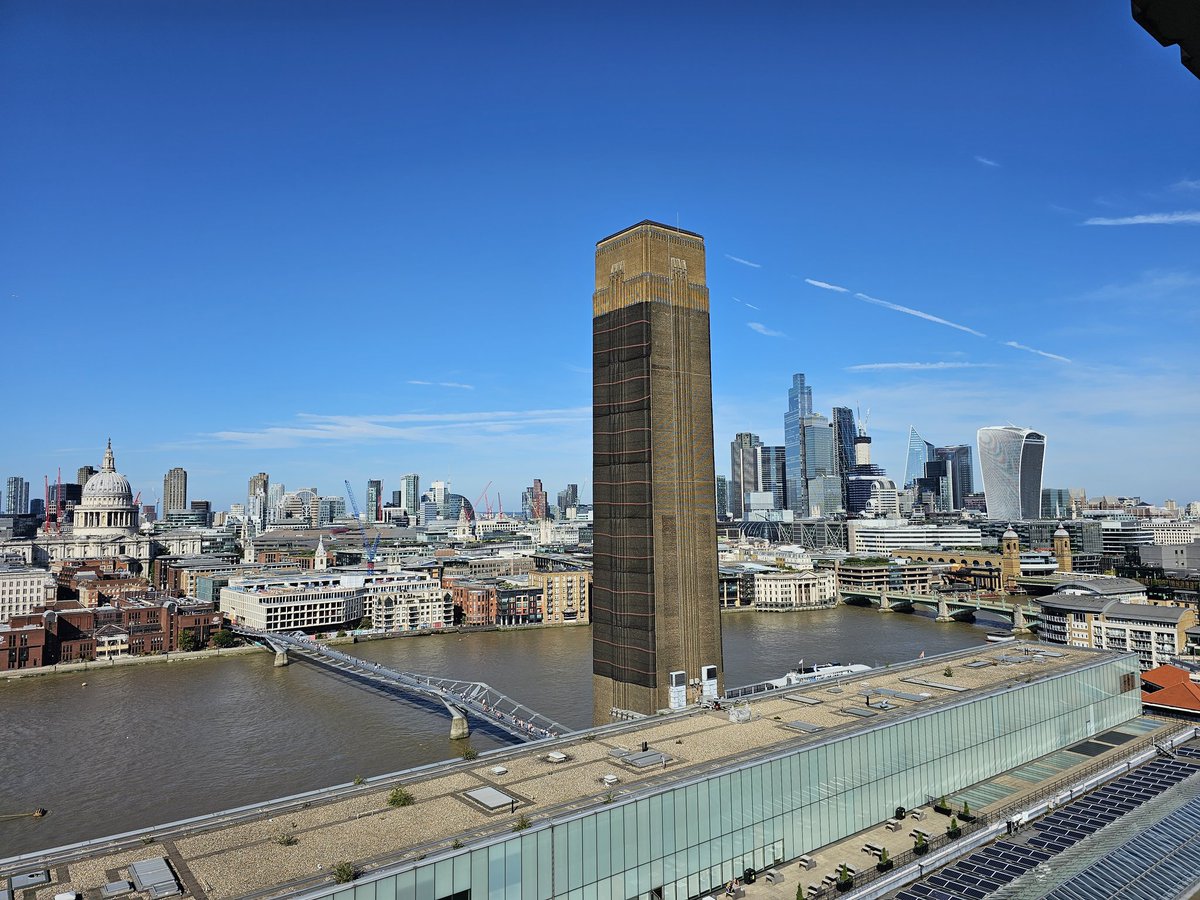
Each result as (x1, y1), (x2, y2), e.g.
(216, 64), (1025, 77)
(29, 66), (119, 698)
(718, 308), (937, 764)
(178, 629), (200, 652)
(358, 616), (373, 630)
(211, 629), (236, 649)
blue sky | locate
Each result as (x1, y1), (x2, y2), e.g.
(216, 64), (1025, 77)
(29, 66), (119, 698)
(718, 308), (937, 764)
(2, 1), (1198, 511)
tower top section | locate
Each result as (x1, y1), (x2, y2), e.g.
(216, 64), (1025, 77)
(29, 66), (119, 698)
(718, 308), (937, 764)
(594, 220), (708, 317)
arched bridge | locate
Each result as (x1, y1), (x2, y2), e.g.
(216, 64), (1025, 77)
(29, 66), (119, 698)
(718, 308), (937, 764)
(839, 588), (1041, 630)
(233, 626), (570, 743)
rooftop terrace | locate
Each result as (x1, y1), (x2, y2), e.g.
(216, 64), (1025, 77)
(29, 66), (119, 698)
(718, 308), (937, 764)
(1, 643), (1116, 900)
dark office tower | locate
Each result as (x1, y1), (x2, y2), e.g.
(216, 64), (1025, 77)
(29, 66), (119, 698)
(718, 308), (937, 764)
(715, 475), (729, 520)
(757, 445), (787, 510)
(523, 479), (548, 520)
(557, 483), (579, 518)
(783, 373), (812, 513)
(77, 465), (97, 487)
(592, 221), (724, 723)
(729, 432), (761, 520)
(365, 479), (383, 523)
(935, 445), (974, 511)
(832, 407), (856, 511)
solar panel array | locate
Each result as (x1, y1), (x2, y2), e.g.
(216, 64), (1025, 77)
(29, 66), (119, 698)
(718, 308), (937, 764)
(1042, 794), (1200, 900)
(897, 755), (1200, 900)
(1027, 757), (1195, 854)
(897, 842), (1051, 900)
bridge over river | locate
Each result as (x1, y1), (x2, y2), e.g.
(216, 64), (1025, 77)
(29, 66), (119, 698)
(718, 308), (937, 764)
(840, 587), (1040, 631)
(233, 626), (571, 742)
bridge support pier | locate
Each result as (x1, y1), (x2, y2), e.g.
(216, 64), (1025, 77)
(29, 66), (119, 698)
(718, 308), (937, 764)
(1012, 604), (1032, 634)
(273, 649), (289, 667)
(935, 595), (954, 623)
(878, 590), (894, 613)
(445, 702), (470, 740)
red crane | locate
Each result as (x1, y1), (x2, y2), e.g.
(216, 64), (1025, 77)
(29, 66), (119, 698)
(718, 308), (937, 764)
(472, 481), (493, 521)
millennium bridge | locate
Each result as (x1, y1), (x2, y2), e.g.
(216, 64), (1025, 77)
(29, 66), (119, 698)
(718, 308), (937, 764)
(232, 626), (571, 742)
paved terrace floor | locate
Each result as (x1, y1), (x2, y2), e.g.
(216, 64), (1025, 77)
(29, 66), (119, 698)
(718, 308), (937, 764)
(2, 644), (1108, 900)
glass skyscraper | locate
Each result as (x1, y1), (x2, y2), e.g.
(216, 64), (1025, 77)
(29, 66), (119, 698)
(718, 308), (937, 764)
(903, 426), (935, 489)
(977, 425), (1047, 521)
(756, 445), (787, 510)
(783, 374), (812, 514)
(832, 407), (856, 513)
(935, 444), (974, 510)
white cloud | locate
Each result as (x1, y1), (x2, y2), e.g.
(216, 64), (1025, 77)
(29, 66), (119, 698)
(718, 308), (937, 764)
(408, 380), (474, 389)
(1172, 179), (1200, 191)
(974, 156), (1001, 167)
(1084, 211), (1200, 226)
(744, 302), (760, 310)
(725, 254), (762, 268)
(1003, 341), (1071, 363)
(853, 292), (987, 337)
(845, 362), (996, 371)
(747, 321), (786, 338)
(804, 278), (850, 293)
(210, 407), (590, 449)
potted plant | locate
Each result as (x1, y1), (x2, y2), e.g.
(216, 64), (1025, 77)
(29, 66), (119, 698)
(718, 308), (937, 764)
(913, 833), (929, 856)
(835, 864), (853, 893)
(933, 795), (952, 816)
(959, 800), (975, 823)
(875, 847), (893, 873)
(946, 817), (961, 839)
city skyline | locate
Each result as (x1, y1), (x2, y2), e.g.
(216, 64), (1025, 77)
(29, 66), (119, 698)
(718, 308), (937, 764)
(3, 4), (1199, 505)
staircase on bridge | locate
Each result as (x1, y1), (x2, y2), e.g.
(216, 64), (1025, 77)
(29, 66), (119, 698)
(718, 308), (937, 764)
(233, 626), (570, 743)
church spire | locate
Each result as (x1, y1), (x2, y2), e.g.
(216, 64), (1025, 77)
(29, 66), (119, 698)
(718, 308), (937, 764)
(102, 439), (116, 473)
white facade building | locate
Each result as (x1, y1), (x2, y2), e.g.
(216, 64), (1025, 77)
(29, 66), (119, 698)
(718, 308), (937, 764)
(848, 522), (982, 555)
(221, 569), (449, 633)
(753, 570), (837, 611)
(1147, 521), (1200, 545)
(0, 565), (55, 623)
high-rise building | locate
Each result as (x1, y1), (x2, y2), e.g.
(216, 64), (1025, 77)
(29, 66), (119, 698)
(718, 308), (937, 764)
(783, 373), (812, 513)
(977, 426), (1046, 521)
(366, 479), (383, 522)
(846, 428), (899, 518)
(832, 407), (856, 513)
(5, 477), (30, 515)
(756, 445), (787, 510)
(935, 444), (974, 510)
(730, 432), (761, 520)
(556, 483), (579, 518)
(247, 472), (269, 531)
(592, 220), (723, 722)
(1042, 487), (1073, 520)
(522, 478), (548, 520)
(915, 458), (955, 514)
(903, 426), (935, 489)
(76, 465), (97, 487)
(715, 474), (729, 520)
(163, 467), (188, 514)
(400, 474), (421, 517)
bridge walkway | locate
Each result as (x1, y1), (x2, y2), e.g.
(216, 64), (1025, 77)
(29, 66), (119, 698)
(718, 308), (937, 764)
(232, 626), (570, 742)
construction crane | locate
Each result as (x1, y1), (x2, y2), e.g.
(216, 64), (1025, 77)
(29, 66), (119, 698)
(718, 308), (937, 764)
(472, 481), (493, 521)
(344, 480), (381, 571)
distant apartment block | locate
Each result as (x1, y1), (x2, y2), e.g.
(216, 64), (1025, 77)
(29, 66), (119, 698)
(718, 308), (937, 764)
(0, 565), (56, 623)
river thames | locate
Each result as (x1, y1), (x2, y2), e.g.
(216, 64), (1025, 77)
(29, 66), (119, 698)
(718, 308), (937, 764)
(0, 606), (1015, 856)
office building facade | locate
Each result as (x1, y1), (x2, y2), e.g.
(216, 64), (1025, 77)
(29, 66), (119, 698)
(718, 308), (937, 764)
(401, 473), (421, 518)
(756, 445), (787, 511)
(163, 467), (188, 514)
(935, 444), (973, 510)
(729, 432), (760, 520)
(5, 477), (30, 516)
(831, 406), (856, 513)
(592, 220), (723, 721)
(977, 426), (1046, 521)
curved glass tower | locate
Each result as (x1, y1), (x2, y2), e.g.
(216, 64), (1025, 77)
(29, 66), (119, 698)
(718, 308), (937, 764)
(977, 426), (1046, 521)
